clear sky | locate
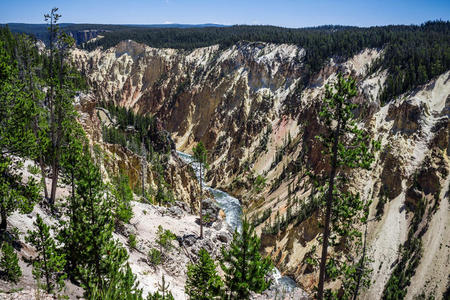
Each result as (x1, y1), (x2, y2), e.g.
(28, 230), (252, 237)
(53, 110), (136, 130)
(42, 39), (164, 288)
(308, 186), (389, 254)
(1, 0), (449, 27)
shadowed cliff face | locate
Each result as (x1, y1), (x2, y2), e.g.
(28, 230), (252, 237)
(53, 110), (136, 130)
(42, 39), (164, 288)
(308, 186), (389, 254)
(68, 30), (106, 45)
(73, 41), (450, 298)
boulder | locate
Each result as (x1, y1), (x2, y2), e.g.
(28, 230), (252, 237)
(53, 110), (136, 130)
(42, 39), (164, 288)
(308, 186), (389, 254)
(202, 198), (221, 224)
(167, 206), (184, 219)
(181, 234), (197, 247)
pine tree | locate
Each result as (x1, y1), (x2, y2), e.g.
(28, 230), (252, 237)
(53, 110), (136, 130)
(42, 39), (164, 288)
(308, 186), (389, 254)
(156, 225), (176, 255)
(0, 241), (22, 283)
(26, 214), (66, 293)
(60, 123), (86, 202)
(89, 264), (143, 300)
(147, 275), (175, 300)
(0, 37), (40, 232)
(314, 73), (379, 299)
(57, 150), (132, 297)
(14, 33), (50, 200)
(185, 248), (223, 300)
(220, 218), (273, 299)
(110, 171), (134, 224)
(192, 142), (208, 239)
(43, 8), (83, 209)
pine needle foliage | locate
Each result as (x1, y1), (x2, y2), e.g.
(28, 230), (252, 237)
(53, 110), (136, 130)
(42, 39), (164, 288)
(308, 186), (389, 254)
(0, 37), (40, 232)
(314, 73), (380, 299)
(26, 214), (66, 293)
(185, 248), (223, 299)
(89, 264), (144, 300)
(111, 171), (134, 224)
(220, 218), (273, 299)
(0, 241), (22, 283)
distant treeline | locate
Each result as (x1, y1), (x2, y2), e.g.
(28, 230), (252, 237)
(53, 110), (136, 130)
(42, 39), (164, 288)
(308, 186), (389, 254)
(83, 22), (450, 102)
(2, 23), (227, 44)
(5, 21), (449, 103)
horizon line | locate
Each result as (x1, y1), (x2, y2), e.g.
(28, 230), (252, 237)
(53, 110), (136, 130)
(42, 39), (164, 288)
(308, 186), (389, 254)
(2, 19), (449, 29)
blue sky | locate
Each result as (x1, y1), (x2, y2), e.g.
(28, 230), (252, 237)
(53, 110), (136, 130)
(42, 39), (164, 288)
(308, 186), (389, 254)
(1, 0), (449, 27)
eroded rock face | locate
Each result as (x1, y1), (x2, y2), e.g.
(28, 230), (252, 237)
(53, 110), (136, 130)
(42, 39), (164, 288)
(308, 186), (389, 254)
(387, 100), (424, 134)
(380, 149), (404, 199)
(74, 41), (450, 299)
(75, 91), (201, 210)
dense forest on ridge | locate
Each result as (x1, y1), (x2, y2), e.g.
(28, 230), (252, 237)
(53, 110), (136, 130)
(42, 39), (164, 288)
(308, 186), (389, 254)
(83, 22), (450, 103)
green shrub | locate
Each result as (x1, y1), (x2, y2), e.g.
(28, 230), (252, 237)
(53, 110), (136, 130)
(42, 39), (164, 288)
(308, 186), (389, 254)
(128, 234), (137, 250)
(156, 225), (176, 251)
(27, 164), (40, 176)
(148, 248), (162, 266)
(254, 175), (266, 193)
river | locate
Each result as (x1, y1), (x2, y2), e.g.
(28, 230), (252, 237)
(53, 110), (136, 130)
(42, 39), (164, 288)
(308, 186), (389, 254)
(177, 151), (297, 292)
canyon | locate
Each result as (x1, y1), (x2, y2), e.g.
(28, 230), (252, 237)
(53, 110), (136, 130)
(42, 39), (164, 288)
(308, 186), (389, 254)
(69, 39), (449, 299)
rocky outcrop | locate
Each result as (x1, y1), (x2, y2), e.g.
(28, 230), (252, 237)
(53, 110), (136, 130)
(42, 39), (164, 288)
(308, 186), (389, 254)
(387, 99), (425, 134)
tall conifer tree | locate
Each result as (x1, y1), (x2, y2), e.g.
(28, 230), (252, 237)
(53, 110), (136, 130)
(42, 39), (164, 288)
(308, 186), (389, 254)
(57, 149), (133, 297)
(192, 142), (208, 239)
(220, 218), (272, 299)
(26, 214), (66, 293)
(314, 74), (379, 299)
(43, 8), (83, 208)
(185, 248), (223, 300)
(0, 37), (40, 232)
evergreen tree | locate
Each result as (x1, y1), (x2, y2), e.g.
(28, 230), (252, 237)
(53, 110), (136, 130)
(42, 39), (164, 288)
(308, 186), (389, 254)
(0, 241), (22, 283)
(147, 275), (175, 300)
(14, 33), (50, 200)
(192, 142), (208, 239)
(220, 218), (273, 299)
(111, 172), (134, 224)
(89, 264), (143, 300)
(57, 150), (131, 297)
(26, 214), (66, 293)
(185, 248), (223, 300)
(60, 125), (85, 200)
(314, 74), (379, 299)
(156, 225), (176, 255)
(0, 38), (40, 232)
(151, 153), (174, 206)
(43, 8), (84, 208)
